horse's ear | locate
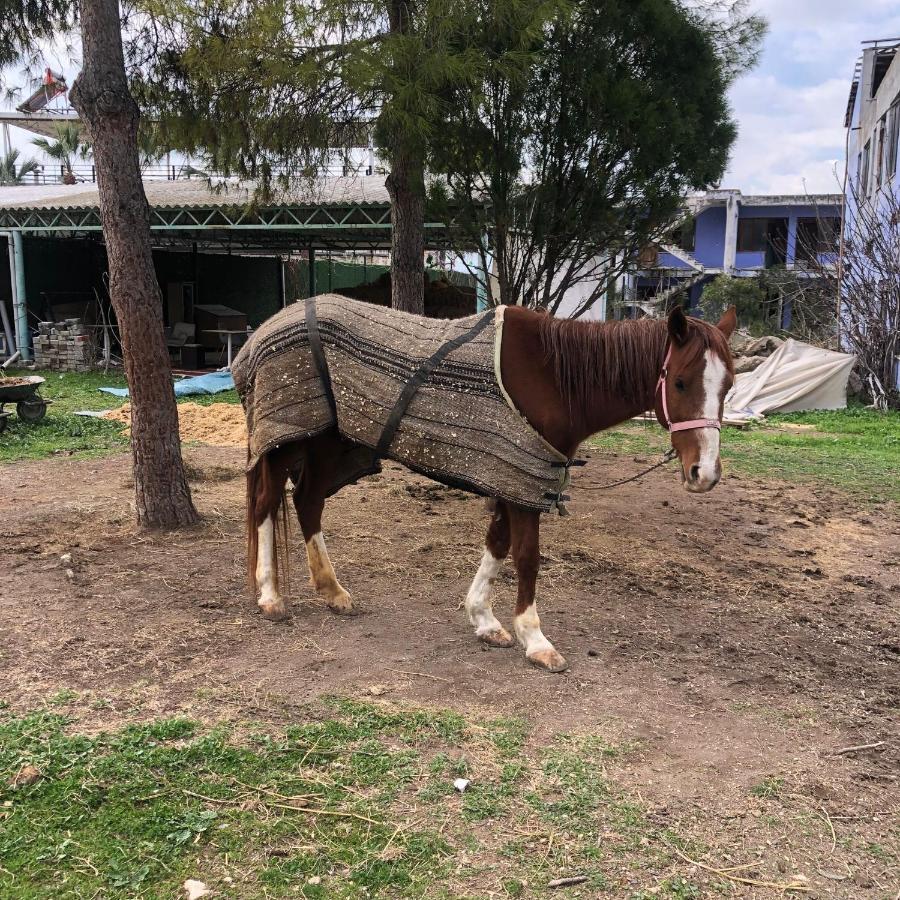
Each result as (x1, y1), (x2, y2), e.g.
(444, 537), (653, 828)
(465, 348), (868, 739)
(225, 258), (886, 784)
(667, 305), (689, 345)
(716, 305), (737, 339)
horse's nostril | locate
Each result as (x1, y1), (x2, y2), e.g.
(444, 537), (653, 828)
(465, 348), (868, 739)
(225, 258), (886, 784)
(689, 464), (701, 481)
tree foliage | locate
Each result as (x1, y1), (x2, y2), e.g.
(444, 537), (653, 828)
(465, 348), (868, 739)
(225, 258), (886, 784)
(428, 0), (763, 313)
(128, 0), (478, 312)
(0, 0), (76, 72)
(0, 147), (39, 184)
(31, 121), (86, 181)
(698, 274), (767, 332)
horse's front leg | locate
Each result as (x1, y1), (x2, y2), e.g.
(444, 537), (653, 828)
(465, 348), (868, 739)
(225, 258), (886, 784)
(508, 506), (568, 673)
(465, 501), (514, 648)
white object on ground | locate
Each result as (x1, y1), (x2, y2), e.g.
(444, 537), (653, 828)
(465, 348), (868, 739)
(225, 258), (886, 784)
(453, 778), (471, 793)
(183, 880), (213, 900)
(726, 338), (855, 416)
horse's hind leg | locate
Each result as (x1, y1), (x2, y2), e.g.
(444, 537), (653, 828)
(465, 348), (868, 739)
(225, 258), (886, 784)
(248, 450), (293, 622)
(292, 434), (355, 615)
(465, 501), (515, 648)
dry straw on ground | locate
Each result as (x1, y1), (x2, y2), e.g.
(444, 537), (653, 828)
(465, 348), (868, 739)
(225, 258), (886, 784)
(104, 402), (247, 446)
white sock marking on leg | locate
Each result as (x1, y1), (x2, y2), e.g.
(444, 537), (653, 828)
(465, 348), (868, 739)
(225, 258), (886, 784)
(256, 515), (280, 605)
(306, 531), (350, 605)
(465, 549), (504, 637)
(514, 604), (554, 656)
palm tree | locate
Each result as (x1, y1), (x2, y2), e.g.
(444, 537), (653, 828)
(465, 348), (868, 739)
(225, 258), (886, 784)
(0, 148), (40, 185)
(32, 122), (85, 184)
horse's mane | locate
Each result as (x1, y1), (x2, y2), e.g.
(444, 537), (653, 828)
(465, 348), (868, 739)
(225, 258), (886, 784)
(538, 313), (732, 411)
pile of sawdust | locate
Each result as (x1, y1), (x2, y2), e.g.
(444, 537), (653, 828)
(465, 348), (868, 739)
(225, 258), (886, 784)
(104, 402), (247, 446)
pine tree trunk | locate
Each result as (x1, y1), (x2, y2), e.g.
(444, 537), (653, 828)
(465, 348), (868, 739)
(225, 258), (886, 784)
(385, 0), (425, 315)
(385, 145), (425, 313)
(70, 0), (198, 528)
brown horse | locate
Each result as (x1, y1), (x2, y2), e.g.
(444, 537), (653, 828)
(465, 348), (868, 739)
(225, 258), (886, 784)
(243, 302), (736, 673)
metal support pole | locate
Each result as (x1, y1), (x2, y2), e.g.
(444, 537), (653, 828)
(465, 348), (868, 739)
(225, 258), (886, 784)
(12, 231), (30, 361)
(2, 233), (17, 354)
(475, 231), (492, 312)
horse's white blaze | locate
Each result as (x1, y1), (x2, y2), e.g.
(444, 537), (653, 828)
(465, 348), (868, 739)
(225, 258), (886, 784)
(465, 549), (504, 636)
(514, 604), (554, 656)
(696, 349), (727, 484)
(256, 515), (280, 604)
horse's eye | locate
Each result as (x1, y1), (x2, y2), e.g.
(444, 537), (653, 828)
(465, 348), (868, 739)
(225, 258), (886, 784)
(675, 378), (686, 392)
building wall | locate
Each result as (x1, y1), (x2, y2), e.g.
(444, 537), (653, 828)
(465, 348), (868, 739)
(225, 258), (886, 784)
(691, 205), (727, 269)
(153, 249), (282, 328)
(9, 237), (282, 332)
(849, 47), (900, 198)
(23, 237), (101, 319)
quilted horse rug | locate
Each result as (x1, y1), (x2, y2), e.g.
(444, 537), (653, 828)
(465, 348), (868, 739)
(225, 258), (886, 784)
(232, 294), (571, 512)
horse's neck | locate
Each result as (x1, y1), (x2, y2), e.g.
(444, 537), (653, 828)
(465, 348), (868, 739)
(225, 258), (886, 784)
(500, 308), (662, 455)
(572, 319), (663, 439)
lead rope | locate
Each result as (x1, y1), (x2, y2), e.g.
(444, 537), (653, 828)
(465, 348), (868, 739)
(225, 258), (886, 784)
(575, 447), (678, 491)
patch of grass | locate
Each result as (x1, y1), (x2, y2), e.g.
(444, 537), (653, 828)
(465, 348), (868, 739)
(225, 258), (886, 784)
(589, 404), (900, 502)
(749, 776), (785, 799)
(0, 698), (714, 898)
(46, 689), (80, 707)
(0, 369), (240, 463)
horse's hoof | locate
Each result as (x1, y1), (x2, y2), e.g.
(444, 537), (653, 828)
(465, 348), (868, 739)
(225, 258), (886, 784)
(258, 599), (291, 622)
(479, 627), (515, 648)
(527, 649), (569, 673)
(326, 591), (358, 615)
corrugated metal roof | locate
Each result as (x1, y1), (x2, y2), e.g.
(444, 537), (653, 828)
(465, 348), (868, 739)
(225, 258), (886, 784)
(0, 175), (391, 211)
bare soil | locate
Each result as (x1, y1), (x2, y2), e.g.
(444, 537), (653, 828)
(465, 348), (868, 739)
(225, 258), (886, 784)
(1, 444), (898, 897)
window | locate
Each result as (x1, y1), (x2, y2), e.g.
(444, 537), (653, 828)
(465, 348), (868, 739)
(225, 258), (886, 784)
(875, 118), (886, 188)
(796, 217), (840, 260)
(670, 218), (695, 252)
(859, 140), (871, 196)
(886, 99), (900, 182)
(736, 218), (768, 252)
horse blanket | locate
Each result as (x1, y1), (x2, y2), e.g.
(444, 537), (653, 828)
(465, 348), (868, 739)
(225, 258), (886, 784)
(232, 294), (570, 511)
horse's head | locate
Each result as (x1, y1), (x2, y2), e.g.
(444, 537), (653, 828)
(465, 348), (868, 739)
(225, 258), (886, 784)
(655, 305), (736, 493)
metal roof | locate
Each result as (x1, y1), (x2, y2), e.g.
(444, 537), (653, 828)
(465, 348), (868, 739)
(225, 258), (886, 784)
(0, 176), (464, 252)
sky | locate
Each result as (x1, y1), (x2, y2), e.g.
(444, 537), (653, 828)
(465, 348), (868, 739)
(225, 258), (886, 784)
(721, 0), (900, 195)
(4, 3), (900, 197)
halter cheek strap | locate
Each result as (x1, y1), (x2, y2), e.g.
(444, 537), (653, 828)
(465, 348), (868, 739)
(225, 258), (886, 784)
(656, 345), (721, 434)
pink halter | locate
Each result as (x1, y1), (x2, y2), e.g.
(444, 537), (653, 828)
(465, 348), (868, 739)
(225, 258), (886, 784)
(656, 344), (721, 434)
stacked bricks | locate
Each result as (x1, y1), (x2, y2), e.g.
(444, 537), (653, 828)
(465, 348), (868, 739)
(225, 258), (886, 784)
(33, 319), (95, 372)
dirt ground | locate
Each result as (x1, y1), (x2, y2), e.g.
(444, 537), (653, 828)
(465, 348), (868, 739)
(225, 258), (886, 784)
(1, 443), (898, 897)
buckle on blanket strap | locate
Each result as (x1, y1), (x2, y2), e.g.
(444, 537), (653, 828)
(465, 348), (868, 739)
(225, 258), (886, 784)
(546, 458), (583, 515)
(544, 490), (572, 517)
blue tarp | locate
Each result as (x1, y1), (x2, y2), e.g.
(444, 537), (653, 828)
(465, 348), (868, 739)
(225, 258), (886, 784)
(99, 371), (235, 399)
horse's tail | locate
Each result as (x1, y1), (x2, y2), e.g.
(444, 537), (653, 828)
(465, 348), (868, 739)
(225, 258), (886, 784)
(246, 450), (292, 596)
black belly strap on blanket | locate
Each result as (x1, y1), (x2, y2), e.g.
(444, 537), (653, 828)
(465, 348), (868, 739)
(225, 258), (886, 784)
(306, 298), (337, 419)
(375, 312), (493, 457)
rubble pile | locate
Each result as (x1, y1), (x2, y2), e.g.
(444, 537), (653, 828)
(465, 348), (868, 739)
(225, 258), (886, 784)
(729, 332), (783, 374)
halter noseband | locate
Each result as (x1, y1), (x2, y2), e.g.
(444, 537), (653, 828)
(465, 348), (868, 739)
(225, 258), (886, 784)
(656, 344), (721, 434)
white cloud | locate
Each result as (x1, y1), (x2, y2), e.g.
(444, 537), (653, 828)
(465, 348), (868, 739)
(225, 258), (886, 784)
(722, 7), (900, 194)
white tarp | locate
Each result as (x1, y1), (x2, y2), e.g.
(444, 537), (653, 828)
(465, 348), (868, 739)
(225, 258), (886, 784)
(726, 338), (855, 416)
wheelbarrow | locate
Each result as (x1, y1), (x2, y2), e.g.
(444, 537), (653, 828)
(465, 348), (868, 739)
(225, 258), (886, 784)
(0, 375), (50, 432)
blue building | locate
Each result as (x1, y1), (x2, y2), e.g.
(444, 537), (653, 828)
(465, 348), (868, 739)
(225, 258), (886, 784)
(844, 38), (899, 391)
(626, 189), (842, 322)
(846, 39), (900, 202)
